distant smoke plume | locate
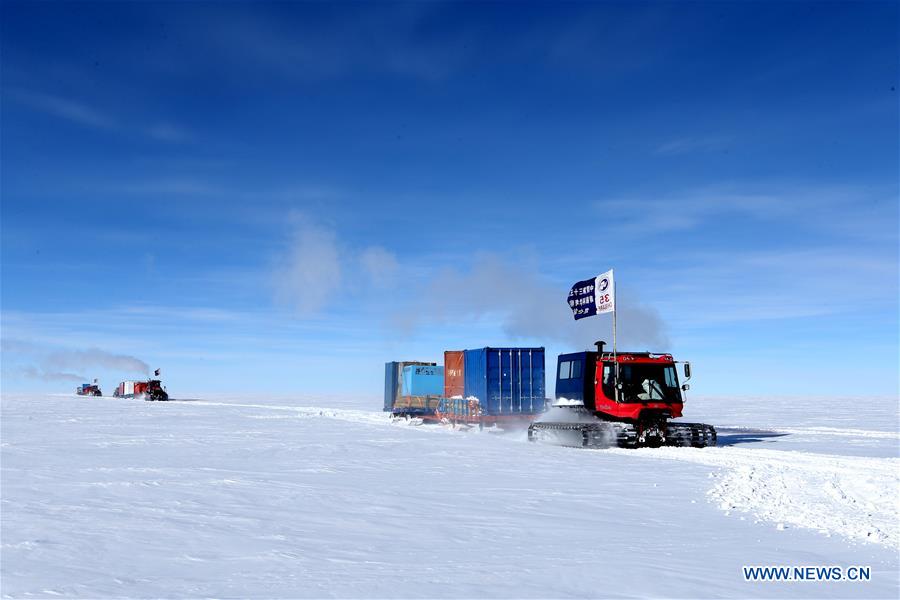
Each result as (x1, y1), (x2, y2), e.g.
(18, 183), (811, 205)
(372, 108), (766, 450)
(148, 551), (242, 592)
(273, 215), (399, 314)
(273, 216), (343, 315)
(21, 366), (85, 383)
(44, 348), (150, 375)
(269, 215), (667, 348)
(2, 338), (150, 383)
(359, 246), (399, 287)
(396, 255), (668, 349)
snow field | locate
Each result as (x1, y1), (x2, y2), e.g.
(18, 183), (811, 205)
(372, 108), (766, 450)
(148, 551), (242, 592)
(2, 393), (898, 599)
(193, 396), (900, 550)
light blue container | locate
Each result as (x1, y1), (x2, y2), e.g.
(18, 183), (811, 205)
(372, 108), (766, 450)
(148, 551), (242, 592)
(384, 361), (437, 411)
(401, 364), (444, 397)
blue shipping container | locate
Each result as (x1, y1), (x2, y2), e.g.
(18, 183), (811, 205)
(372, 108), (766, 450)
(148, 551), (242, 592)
(464, 347), (545, 415)
(384, 361), (437, 411)
(384, 362), (400, 411)
(401, 365), (444, 397)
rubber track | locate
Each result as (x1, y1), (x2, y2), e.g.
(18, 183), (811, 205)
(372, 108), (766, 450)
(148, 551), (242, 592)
(528, 421), (716, 448)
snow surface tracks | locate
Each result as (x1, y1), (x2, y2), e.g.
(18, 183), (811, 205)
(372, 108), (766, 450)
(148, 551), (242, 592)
(611, 446), (899, 549)
(190, 400), (899, 549)
(188, 401), (395, 427)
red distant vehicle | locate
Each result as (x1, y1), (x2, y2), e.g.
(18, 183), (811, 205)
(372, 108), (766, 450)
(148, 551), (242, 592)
(76, 383), (102, 397)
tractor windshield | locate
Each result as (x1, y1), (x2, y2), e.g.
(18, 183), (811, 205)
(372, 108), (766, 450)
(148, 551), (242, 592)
(603, 363), (681, 403)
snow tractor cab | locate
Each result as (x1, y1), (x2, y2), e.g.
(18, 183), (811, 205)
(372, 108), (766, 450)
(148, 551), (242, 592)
(528, 341), (716, 448)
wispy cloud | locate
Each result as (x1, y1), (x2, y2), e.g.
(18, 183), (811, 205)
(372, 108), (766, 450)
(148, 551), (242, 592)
(117, 306), (241, 322)
(597, 188), (786, 233)
(9, 87), (192, 143)
(654, 135), (732, 156)
(101, 178), (224, 197)
(155, 3), (474, 83)
(651, 246), (898, 325)
(10, 88), (117, 129)
(596, 183), (898, 238)
(146, 122), (193, 143)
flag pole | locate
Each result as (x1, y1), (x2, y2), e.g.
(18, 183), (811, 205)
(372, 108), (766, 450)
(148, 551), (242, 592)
(613, 274), (618, 403)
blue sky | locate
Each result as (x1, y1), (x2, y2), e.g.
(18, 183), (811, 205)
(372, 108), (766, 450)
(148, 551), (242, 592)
(2, 1), (897, 398)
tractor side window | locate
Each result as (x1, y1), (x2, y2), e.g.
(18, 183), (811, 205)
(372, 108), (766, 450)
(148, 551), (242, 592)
(664, 366), (678, 388)
(601, 364), (615, 399)
(559, 360), (583, 380)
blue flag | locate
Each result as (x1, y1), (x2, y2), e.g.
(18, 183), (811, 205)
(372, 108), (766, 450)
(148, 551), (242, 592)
(568, 270), (615, 320)
(568, 277), (598, 320)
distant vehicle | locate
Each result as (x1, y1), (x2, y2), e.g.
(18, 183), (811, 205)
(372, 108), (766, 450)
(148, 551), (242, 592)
(113, 379), (169, 401)
(76, 383), (102, 397)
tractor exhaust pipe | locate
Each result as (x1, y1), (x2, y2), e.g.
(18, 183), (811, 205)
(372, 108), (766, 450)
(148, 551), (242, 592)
(595, 340), (606, 354)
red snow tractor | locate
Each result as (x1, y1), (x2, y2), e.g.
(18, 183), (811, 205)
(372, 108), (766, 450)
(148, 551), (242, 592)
(528, 341), (716, 448)
(113, 379), (169, 401)
(135, 379), (168, 401)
